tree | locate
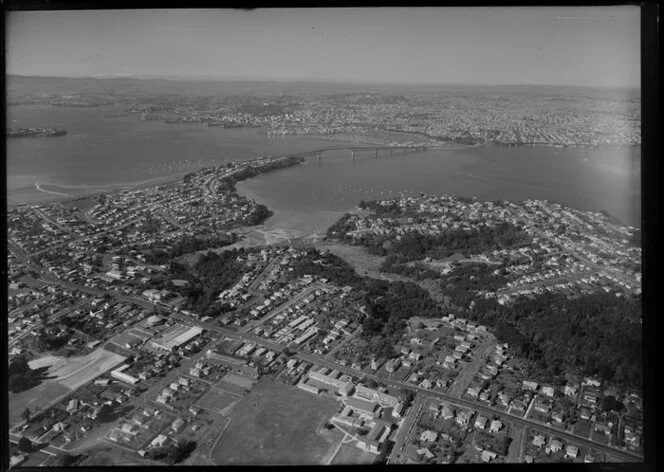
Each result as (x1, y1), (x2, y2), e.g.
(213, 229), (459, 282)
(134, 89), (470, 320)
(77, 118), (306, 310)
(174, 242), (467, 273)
(21, 408), (31, 423)
(17, 437), (33, 453)
(365, 378), (378, 389)
(53, 454), (80, 467)
(600, 395), (624, 413)
(97, 404), (115, 422)
(400, 388), (415, 405)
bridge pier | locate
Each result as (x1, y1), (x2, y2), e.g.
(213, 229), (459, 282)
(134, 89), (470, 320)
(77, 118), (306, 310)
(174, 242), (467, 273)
(351, 150), (355, 160)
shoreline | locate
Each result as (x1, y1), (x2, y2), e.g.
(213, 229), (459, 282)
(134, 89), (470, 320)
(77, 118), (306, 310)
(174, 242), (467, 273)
(35, 182), (72, 197)
(7, 171), (192, 209)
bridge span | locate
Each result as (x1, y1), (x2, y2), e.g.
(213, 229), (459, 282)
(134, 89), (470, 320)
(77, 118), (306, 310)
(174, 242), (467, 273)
(279, 144), (428, 161)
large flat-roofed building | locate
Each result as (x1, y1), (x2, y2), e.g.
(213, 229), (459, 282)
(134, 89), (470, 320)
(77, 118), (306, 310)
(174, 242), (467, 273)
(354, 384), (400, 407)
(346, 396), (379, 417)
(111, 364), (140, 385)
(151, 324), (203, 352)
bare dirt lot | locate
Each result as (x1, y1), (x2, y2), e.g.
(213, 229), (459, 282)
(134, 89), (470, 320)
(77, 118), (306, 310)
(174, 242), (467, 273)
(28, 348), (127, 390)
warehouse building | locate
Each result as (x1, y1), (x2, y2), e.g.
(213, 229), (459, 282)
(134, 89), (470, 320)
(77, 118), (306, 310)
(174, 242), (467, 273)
(151, 324), (203, 352)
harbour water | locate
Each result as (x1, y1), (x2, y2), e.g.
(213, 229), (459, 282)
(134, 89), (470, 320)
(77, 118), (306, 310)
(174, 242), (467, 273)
(7, 105), (640, 234)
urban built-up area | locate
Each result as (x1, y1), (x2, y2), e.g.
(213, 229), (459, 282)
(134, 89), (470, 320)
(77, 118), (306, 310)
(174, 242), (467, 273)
(7, 148), (642, 467)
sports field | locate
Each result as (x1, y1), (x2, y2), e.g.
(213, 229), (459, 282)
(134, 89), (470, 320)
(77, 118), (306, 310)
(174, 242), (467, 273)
(210, 379), (342, 465)
(196, 387), (241, 415)
(221, 372), (255, 390)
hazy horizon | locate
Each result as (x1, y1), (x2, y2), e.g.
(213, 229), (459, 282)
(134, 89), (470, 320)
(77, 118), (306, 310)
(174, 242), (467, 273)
(6, 72), (641, 91)
(7, 7), (640, 89)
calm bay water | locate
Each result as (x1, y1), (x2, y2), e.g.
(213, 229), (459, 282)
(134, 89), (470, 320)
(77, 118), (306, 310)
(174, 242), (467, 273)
(7, 105), (640, 232)
(6, 105), (341, 201)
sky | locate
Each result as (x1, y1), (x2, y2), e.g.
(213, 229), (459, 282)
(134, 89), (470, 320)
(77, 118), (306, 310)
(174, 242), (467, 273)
(6, 7), (640, 88)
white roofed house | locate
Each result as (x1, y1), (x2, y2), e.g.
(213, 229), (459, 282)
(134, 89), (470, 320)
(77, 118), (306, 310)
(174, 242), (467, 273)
(420, 430), (438, 443)
(532, 434), (546, 448)
(546, 438), (564, 454)
(455, 410), (473, 426)
(489, 419), (503, 433)
(565, 445), (579, 459)
(522, 380), (539, 391)
(66, 399), (79, 414)
(441, 404), (455, 420)
(466, 386), (481, 398)
(564, 384), (579, 397)
(474, 415), (488, 429)
(481, 450), (497, 462)
(541, 385), (555, 397)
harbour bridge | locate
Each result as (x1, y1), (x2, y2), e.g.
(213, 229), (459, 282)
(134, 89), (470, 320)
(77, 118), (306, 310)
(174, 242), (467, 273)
(284, 144), (428, 161)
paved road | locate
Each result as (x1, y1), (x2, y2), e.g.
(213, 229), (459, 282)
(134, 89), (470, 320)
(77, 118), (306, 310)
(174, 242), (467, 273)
(388, 393), (427, 464)
(447, 337), (496, 398)
(8, 239), (44, 273)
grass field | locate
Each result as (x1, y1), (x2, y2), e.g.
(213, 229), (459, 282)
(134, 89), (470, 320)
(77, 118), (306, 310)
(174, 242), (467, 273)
(210, 379), (342, 465)
(330, 443), (377, 465)
(8, 381), (70, 428)
(78, 444), (160, 466)
(196, 387), (241, 414)
(222, 372), (255, 390)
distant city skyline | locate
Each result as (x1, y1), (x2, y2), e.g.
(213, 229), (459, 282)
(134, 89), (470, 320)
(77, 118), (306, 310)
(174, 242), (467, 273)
(7, 7), (640, 88)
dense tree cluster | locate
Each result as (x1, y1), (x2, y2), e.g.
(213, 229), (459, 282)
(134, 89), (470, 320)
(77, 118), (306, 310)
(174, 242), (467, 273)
(468, 292), (642, 389)
(32, 326), (73, 352)
(359, 223), (531, 260)
(225, 156), (305, 190)
(361, 280), (442, 358)
(242, 203), (272, 226)
(174, 249), (250, 315)
(147, 440), (197, 464)
(8, 356), (49, 393)
(17, 437), (34, 453)
(290, 249), (442, 359)
(326, 213), (355, 238)
(143, 234), (237, 264)
(434, 263), (509, 307)
(289, 249), (365, 290)
(52, 454), (83, 467)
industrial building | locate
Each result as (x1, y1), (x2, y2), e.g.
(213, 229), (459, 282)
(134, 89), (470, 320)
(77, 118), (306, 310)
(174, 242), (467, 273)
(150, 324), (203, 352)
